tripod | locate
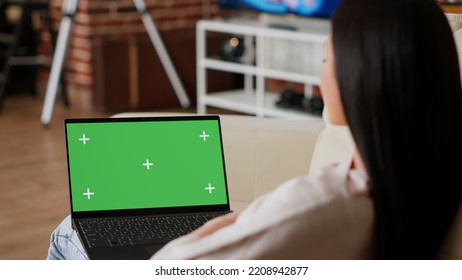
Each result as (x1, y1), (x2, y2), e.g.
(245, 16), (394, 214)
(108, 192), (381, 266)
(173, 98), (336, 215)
(40, 0), (191, 126)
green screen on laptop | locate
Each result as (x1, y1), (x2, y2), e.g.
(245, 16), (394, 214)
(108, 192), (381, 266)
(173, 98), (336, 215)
(65, 117), (228, 212)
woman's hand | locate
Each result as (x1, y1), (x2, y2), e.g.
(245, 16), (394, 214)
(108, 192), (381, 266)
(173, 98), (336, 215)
(192, 211), (240, 238)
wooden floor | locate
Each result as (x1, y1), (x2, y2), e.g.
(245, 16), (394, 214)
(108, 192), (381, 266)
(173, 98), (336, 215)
(0, 91), (199, 259)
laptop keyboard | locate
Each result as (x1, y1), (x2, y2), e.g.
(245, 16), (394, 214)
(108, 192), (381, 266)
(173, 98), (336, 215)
(79, 213), (227, 248)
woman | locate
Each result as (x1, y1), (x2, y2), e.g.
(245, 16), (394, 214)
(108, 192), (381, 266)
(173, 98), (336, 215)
(47, 0), (462, 259)
(330, 0), (462, 259)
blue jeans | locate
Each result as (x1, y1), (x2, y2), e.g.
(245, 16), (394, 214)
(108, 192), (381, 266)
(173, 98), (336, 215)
(46, 215), (88, 260)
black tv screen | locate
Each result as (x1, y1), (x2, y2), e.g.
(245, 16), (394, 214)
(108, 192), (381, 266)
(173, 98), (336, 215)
(218, 0), (342, 18)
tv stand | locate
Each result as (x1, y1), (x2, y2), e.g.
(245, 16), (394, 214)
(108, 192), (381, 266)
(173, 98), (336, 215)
(196, 16), (330, 119)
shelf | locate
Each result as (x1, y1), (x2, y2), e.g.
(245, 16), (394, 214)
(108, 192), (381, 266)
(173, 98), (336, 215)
(262, 68), (320, 85)
(201, 58), (256, 75)
(441, 4), (462, 14)
(201, 58), (320, 85)
(197, 18), (328, 119)
(203, 90), (321, 120)
(198, 18), (329, 44)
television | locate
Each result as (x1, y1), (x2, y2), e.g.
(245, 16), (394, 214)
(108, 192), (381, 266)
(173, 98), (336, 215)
(218, 0), (342, 19)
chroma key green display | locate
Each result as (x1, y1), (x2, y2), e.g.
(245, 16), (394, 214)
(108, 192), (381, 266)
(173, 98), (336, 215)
(65, 119), (228, 212)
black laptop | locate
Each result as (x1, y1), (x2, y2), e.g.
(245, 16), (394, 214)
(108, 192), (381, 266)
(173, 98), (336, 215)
(64, 115), (232, 259)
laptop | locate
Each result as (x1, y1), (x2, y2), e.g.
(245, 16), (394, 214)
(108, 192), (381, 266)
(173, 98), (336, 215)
(64, 115), (232, 259)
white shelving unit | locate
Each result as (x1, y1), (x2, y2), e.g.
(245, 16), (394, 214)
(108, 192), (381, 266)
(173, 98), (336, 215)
(196, 16), (330, 119)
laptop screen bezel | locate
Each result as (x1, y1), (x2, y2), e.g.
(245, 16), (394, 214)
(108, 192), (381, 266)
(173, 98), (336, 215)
(64, 115), (231, 219)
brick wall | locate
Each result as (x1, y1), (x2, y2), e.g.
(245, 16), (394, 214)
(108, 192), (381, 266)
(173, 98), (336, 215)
(45, 0), (227, 107)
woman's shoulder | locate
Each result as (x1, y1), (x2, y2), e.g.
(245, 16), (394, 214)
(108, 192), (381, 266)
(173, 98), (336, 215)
(245, 161), (368, 219)
(200, 161), (374, 259)
(232, 162), (374, 258)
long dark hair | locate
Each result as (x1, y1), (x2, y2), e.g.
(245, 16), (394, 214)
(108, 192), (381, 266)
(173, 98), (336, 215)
(332, 0), (462, 259)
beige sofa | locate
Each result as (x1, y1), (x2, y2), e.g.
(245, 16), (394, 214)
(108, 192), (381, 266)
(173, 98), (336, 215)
(113, 112), (461, 259)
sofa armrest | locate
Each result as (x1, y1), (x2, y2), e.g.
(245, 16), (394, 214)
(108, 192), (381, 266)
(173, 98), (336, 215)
(219, 115), (324, 210)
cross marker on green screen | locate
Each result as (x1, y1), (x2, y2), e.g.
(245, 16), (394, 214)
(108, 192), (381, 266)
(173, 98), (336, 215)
(79, 134), (90, 145)
(142, 159), (154, 170)
(205, 183), (215, 194)
(83, 188), (94, 199)
(199, 131), (210, 141)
